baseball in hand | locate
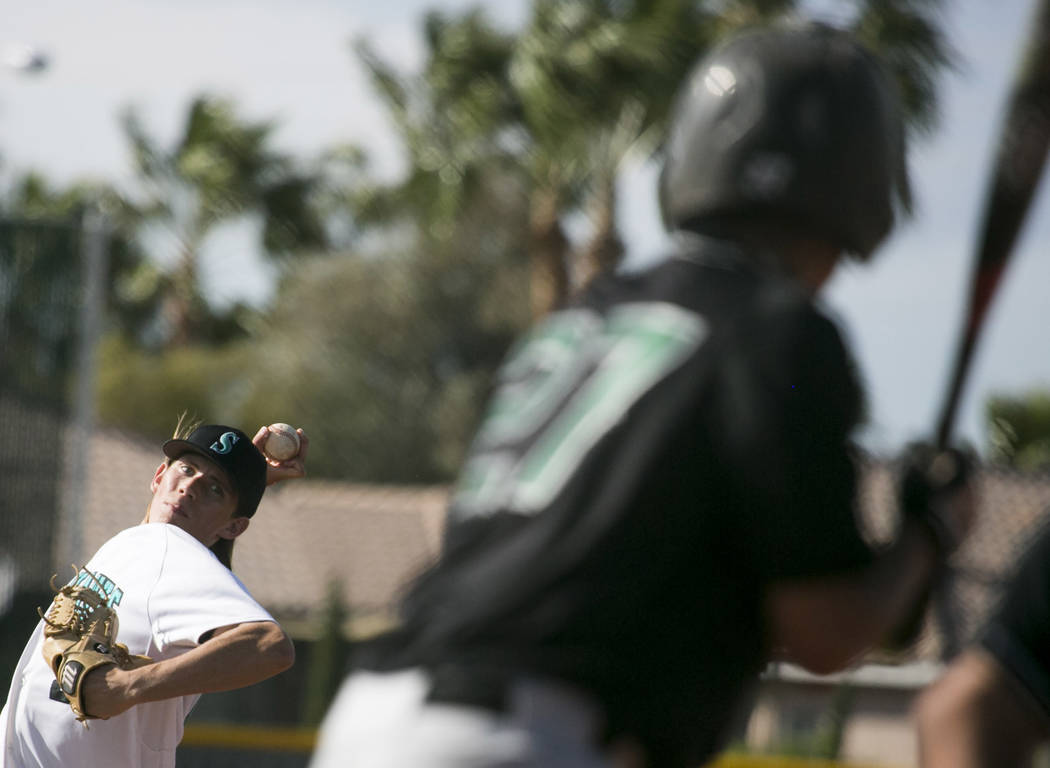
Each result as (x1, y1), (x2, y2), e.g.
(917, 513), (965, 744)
(263, 423), (301, 462)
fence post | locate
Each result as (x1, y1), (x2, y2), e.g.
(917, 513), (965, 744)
(58, 209), (109, 569)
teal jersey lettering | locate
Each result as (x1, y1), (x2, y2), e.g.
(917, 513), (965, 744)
(70, 568), (125, 608)
(453, 302), (706, 518)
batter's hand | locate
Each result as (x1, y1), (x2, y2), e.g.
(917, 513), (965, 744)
(252, 426), (309, 486)
(899, 443), (977, 555)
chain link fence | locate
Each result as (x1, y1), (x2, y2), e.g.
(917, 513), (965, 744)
(856, 456), (1050, 660)
(0, 214), (92, 714)
(0, 216), (86, 599)
(941, 465), (1050, 654)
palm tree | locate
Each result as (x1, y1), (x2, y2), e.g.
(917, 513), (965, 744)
(351, 11), (520, 232)
(122, 96), (328, 346)
(353, 0), (956, 318)
(509, 0), (717, 299)
(515, 0), (955, 298)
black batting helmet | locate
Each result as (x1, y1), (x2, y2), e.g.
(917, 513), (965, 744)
(658, 23), (909, 259)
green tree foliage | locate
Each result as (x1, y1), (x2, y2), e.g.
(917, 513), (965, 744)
(95, 335), (254, 442)
(122, 96), (328, 347)
(6, 174), (164, 340)
(852, 0), (957, 138)
(351, 12), (520, 237)
(354, 0), (956, 318)
(95, 1), (958, 483)
(91, 95), (336, 439)
(0, 173), (164, 398)
(987, 390), (1050, 470)
(509, 0), (716, 295)
(93, 165), (529, 482)
(235, 169), (531, 482)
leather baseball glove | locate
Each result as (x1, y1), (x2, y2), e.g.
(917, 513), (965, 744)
(38, 566), (152, 722)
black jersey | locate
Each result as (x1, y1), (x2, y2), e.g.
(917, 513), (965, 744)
(373, 239), (875, 766)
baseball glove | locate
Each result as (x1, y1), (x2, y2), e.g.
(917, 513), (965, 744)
(38, 566), (152, 722)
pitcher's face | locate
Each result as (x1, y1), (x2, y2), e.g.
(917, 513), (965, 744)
(146, 453), (245, 546)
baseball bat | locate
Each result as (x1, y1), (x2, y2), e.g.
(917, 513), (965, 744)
(925, 0), (1050, 661)
(887, 0), (1050, 658)
(934, 0), (1050, 449)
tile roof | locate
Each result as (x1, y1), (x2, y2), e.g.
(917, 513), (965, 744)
(231, 481), (448, 636)
(67, 428), (1050, 653)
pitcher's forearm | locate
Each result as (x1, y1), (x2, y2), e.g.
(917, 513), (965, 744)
(84, 621), (293, 718)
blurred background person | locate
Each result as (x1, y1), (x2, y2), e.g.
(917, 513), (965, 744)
(309, 22), (976, 768)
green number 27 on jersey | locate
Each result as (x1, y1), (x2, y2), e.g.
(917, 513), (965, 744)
(452, 301), (707, 519)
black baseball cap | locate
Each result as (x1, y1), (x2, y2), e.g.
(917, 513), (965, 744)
(162, 424), (267, 518)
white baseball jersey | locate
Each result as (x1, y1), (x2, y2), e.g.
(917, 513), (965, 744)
(0, 523), (276, 768)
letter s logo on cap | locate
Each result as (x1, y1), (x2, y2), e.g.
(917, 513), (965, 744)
(210, 432), (239, 455)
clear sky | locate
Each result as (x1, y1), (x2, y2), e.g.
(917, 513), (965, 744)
(2, 0), (1047, 455)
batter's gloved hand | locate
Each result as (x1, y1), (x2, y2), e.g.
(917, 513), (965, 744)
(884, 443), (975, 653)
(898, 442), (976, 556)
(37, 566), (152, 723)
